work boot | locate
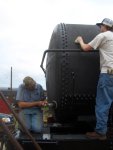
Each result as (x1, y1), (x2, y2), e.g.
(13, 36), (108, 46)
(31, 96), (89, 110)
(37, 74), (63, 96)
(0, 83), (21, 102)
(86, 132), (107, 140)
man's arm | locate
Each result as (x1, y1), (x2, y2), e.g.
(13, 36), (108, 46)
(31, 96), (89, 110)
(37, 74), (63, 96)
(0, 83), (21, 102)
(75, 36), (93, 51)
(17, 100), (48, 108)
(16, 84), (48, 108)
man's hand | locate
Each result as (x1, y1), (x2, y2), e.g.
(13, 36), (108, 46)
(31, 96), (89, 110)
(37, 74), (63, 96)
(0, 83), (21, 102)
(75, 36), (83, 43)
(38, 100), (48, 107)
(75, 36), (93, 51)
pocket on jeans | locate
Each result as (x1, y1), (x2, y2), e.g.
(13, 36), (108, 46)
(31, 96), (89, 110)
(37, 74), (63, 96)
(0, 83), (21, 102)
(98, 76), (105, 88)
(107, 75), (113, 86)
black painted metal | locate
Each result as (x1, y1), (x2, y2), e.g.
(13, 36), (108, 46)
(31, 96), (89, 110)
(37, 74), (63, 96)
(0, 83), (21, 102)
(9, 136), (113, 150)
(45, 23), (100, 123)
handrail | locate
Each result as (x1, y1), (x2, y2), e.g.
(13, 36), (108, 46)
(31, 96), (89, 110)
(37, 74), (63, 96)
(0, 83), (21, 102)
(40, 49), (99, 74)
(0, 91), (42, 150)
(0, 119), (24, 150)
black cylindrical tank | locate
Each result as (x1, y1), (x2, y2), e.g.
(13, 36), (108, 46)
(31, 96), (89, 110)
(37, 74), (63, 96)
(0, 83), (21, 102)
(46, 23), (100, 123)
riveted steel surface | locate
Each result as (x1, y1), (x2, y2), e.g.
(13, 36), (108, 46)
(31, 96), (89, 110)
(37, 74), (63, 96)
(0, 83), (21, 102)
(46, 23), (100, 123)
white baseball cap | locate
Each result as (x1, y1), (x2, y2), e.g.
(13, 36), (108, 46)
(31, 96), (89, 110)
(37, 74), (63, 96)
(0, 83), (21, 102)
(96, 18), (113, 27)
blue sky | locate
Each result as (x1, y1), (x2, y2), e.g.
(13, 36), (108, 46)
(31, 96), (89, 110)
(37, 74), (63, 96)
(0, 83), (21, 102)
(0, 0), (113, 89)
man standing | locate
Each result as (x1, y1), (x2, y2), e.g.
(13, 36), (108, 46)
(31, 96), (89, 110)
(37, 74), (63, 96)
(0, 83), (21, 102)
(75, 18), (113, 140)
(16, 76), (47, 133)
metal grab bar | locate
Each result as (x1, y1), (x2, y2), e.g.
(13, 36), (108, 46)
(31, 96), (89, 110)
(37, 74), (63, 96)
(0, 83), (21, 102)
(0, 91), (42, 150)
(0, 119), (23, 150)
(40, 49), (99, 74)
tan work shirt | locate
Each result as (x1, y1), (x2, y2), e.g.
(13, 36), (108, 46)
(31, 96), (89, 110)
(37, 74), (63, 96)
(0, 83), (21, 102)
(89, 31), (113, 73)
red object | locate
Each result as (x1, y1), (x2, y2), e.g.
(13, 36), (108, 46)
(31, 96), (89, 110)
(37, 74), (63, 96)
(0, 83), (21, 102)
(0, 99), (11, 114)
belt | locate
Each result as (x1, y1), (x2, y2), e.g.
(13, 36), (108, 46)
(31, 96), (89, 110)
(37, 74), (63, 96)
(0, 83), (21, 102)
(107, 68), (113, 74)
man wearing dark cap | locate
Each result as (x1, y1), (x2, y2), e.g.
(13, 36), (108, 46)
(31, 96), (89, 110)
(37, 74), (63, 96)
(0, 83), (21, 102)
(16, 76), (47, 133)
(75, 18), (113, 140)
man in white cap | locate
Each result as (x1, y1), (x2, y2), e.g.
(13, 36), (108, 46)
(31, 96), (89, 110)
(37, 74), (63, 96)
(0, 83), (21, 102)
(75, 18), (113, 140)
(16, 76), (48, 133)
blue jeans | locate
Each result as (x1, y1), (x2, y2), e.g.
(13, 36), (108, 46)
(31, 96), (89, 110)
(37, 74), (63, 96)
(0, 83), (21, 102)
(95, 73), (113, 135)
(19, 110), (43, 133)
